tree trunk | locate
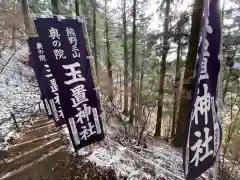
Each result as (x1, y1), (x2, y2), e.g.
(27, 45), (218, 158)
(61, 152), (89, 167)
(173, 0), (204, 147)
(129, 0), (137, 125)
(104, 0), (113, 102)
(51, 0), (61, 14)
(92, 0), (99, 82)
(171, 25), (182, 138)
(154, 0), (171, 137)
(119, 69), (123, 109)
(75, 0), (80, 16)
(11, 27), (17, 49)
(11, 0), (17, 49)
(21, 0), (35, 36)
(139, 58), (144, 101)
(123, 0), (129, 115)
(223, 68), (232, 99)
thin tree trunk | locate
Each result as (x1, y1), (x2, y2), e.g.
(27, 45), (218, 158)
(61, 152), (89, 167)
(51, 0), (61, 14)
(173, 0), (204, 146)
(139, 58), (144, 100)
(171, 27), (182, 138)
(11, 27), (17, 49)
(104, 0), (113, 102)
(129, 0), (137, 125)
(21, 0), (35, 36)
(11, 0), (17, 50)
(119, 69), (123, 109)
(91, 0), (99, 81)
(116, 69), (119, 105)
(154, 0), (171, 137)
(123, 0), (129, 115)
(223, 68), (232, 99)
(75, 0), (80, 16)
(136, 57), (144, 118)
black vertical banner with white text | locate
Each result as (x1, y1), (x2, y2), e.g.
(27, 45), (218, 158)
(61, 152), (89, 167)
(28, 37), (65, 126)
(28, 54), (52, 117)
(34, 17), (104, 151)
(184, 0), (222, 179)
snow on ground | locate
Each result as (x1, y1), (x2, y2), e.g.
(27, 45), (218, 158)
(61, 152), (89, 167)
(0, 47), (40, 148)
(62, 121), (189, 179)
(61, 119), (214, 180)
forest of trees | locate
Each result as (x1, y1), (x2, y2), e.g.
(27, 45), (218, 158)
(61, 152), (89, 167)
(1, 0), (240, 179)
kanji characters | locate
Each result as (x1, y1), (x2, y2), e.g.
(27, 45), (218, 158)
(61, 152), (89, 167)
(38, 50), (44, 54)
(39, 54), (46, 61)
(68, 37), (77, 44)
(72, 48), (80, 58)
(44, 64), (49, 68)
(66, 27), (80, 58)
(70, 84), (88, 108)
(46, 68), (51, 73)
(54, 49), (66, 60)
(46, 73), (53, 78)
(50, 79), (58, 93)
(63, 62), (85, 85)
(68, 117), (81, 145)
(191, 84), (211, 125)
(58, 109), (64, 118)
(79, 122), (96, 140)
(75, 104), (91, 124)
(92, 108), (102, 134)
(198, 39), (210, 81)
(206, 18), (213, 34)
(190, 128), (213, 167)
(199, 57), (209, 81)
(49, 99), (59, 121)
(53, 40), (61, 47)
(66, 27), (76, 37)
(54, 93), (60, 105)
(36, 42), (43, 50)
(49, 27), (61, 40)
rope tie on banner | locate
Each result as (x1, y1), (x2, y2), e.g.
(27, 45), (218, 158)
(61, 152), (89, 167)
(77, 16), (118, 178)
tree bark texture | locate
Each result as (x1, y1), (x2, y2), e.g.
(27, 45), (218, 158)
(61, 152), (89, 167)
(123, 0), (129, 114)
(129, 0), (137, 124)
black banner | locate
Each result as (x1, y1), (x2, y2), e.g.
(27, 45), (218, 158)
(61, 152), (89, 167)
(28, 37), (65, 126)
(184, 0), (222, 179)
(34, 17), (104, 150)
(41, 95), (52, 117)
(29, 54), (52, 118)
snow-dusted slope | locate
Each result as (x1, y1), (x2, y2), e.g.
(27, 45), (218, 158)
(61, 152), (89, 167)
(0, 47), (40, 141)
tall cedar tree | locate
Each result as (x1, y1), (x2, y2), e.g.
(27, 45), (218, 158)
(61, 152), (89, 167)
(104, 0), (113, 102)
(171, 13), (188, 138)
(171, 25), (182, 138)
(129, 0), (137, 124)
(154, 0), (171, 136)
(173, 0), (203, 146)
(123, 0), (129, 114)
